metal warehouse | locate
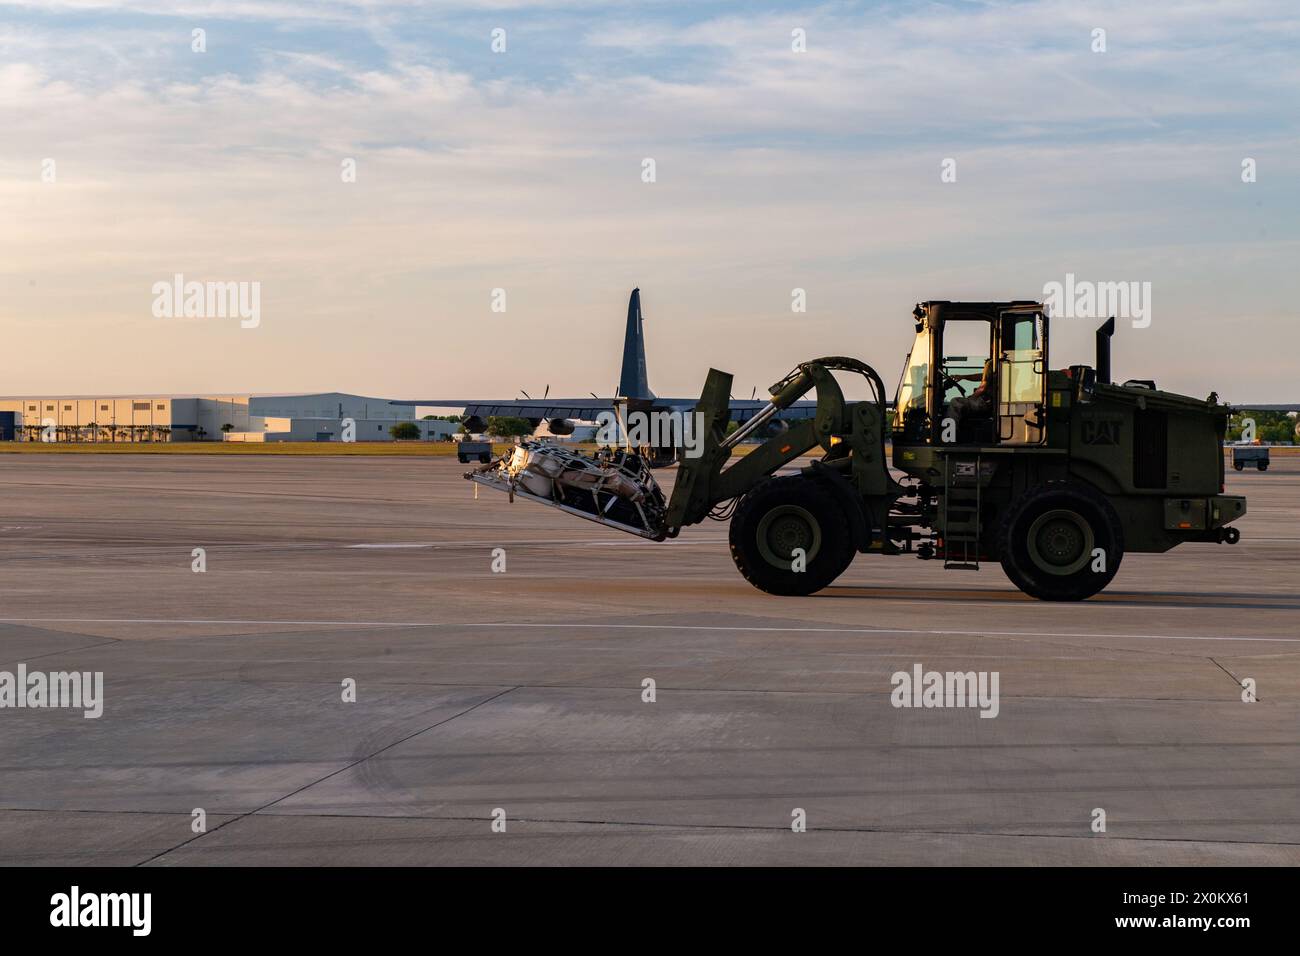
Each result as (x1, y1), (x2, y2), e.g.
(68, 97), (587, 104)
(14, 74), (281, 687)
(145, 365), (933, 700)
(0, 393), (455, 443)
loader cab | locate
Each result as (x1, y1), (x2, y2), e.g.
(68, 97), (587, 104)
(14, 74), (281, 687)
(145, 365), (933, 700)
(892, 300), (1047, 452)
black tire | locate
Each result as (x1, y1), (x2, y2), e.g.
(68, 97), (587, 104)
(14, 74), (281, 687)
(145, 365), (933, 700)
(458, 455), (468, 464)
(729, 476), (854, 596)
(479, 453), (491, 463)
(997, 481), (1123, 601)
(1258, 462), (1268, 472)
(1234, 461), (1244, 471)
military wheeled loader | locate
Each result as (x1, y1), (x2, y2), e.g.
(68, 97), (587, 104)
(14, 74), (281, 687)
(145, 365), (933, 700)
(467, 300), (1247, 601)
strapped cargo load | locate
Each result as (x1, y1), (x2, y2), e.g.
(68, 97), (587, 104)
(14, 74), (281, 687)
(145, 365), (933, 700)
(466, 441), (669, 540)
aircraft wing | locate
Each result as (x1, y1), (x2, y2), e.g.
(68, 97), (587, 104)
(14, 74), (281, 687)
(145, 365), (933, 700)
(389, 397), (829, 422)
(1228, 403), (1300, 412)
(643, 398), (894, 421)
(389, 398), (618, 420)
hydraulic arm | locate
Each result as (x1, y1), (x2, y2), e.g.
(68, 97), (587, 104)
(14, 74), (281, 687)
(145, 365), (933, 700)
(664, 357), (898, 535)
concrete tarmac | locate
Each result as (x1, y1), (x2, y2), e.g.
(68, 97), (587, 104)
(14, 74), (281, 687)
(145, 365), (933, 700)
(0, 452), (1297, 865)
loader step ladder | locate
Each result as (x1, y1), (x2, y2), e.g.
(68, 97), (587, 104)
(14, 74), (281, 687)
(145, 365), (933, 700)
(943, 453), (982, 570)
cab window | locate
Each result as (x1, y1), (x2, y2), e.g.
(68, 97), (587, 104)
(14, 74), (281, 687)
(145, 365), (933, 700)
(940, 320), (991, 405)
(892, 328), (930, 430)
(997, 312), (1046, 444)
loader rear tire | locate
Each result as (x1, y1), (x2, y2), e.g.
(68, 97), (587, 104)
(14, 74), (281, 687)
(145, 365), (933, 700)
(729, 476), (854, 596)
(997, 481), (1123, 601)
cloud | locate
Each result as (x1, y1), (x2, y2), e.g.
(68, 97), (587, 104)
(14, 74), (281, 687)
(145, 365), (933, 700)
(1, 0), (1297, 398)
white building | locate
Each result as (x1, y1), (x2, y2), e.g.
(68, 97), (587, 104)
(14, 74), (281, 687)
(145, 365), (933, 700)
(225, 415), (455, 442)
(0, 392), (455, 443)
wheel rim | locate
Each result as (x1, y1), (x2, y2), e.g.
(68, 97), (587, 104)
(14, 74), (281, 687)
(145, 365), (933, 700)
(755, 504), (822, 570)
(1026, 508), (1093, 576)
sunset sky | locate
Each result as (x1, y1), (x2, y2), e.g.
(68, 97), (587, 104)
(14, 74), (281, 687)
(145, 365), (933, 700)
(3, 0), (1297, 403)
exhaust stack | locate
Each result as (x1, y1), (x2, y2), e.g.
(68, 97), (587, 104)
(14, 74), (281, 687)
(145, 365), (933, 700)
(1095, 316), (1115, 385)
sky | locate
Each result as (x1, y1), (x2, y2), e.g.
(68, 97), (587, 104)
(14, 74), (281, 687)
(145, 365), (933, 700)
(2, 0), (1298, 404)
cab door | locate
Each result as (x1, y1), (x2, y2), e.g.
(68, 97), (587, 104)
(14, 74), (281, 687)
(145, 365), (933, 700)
(996, 309), (1047, 445)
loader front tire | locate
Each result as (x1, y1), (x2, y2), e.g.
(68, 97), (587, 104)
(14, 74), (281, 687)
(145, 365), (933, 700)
(729, 476), (854, 596)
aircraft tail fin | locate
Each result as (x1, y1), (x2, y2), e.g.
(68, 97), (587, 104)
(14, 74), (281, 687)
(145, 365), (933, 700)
(617, 288), (654, 399)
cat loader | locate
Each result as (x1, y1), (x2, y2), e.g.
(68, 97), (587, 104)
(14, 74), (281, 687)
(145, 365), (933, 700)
(468, 301), (1246, 600)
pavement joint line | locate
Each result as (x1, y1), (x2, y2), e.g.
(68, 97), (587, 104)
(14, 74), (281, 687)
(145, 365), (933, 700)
(8, 736), (1300, 778)
(3, 617), (1300, 643)
(150, 811), (1300, 849)
(10, 804), (1300, 846)
(6, 578), (1300, 615)
(12, 672), (1266, 705)
(0, 536), (730, 558)
(4, 580), (1299, 611)
(0, 636), (123, 671)
(12, 813), (1292, 853)
(0, 481), (438, 505)
(1209, 657), (1255, 700)
(130, 684), (521, 867)
(0, 807), (221, 817)
(818, 594), (1300, 612)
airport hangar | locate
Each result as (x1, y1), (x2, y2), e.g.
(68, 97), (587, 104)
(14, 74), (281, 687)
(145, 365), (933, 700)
(0, 392), (458, 443)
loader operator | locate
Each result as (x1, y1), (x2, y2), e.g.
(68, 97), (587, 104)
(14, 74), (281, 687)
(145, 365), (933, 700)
(947, 357), (995, 428)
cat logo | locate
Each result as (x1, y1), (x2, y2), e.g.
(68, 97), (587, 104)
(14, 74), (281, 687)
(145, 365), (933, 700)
(1081, 418), (1122, 446)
